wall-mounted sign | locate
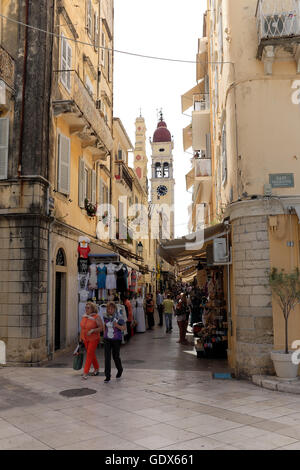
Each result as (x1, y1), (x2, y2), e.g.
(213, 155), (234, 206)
(269, 173), (294, 188)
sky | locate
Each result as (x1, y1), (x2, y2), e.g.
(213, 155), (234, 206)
(114, 0), (205, 238)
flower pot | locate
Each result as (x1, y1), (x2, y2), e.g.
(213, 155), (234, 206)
(271, 350), (299, 380)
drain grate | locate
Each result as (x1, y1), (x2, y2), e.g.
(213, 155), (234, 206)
(60, 388), (97, 398)
(122, 360), (145, 364)
(45, 363), (69, 368)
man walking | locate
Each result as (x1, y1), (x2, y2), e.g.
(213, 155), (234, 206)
(163, 294), (174, 333)
(156, 291), (164, 327)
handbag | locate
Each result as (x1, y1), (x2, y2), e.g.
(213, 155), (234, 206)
(72, 341), (85, 371)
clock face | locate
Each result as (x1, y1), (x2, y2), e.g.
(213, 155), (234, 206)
(136, 155), (141, 161)
(157, 185), (168, 197)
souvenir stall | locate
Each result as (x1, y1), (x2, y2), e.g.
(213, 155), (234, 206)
(193, 265), (228, 359)
(77, 237), (147, 339)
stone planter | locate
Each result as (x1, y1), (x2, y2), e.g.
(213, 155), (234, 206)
(271, 351), (299, 380)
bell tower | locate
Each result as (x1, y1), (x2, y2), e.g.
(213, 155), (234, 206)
(150, 112), (175, 239)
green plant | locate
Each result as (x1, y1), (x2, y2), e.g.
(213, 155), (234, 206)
(84, 198), (97, 217)
(267, 268), (300, 354)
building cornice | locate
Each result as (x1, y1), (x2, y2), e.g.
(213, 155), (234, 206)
(225, 196), (300, 221)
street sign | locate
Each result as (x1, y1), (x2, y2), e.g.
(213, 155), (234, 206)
(269, 173), (294, 188)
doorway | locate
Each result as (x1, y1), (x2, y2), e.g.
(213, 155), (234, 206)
(54, 249), (67, 351)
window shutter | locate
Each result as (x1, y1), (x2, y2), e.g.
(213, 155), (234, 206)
(58, 134), (70, 195)
(91, 169), (96, 204)
(101, 33), (106, 66)
(94, 12), (99, 51)
(61, 35), (72, 92)
(221, 125), (227, 185)
(0, 117), (9, 180)
(86, 0), (92, 37)
(78, 158), (85, 207)
(118, 149), (122, 161)
(206, 133), (211, 159)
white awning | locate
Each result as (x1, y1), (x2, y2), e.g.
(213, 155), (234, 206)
(119, 255), (140, 271)
(192, 109), (210, 151)
(183, 124), (193, 151)
(185, 167), (195, 190)
(181, 80), (205, 113)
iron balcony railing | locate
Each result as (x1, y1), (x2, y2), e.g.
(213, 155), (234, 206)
(115, 161), (133, 191)
(193, 92), (210, 111)
(256, 0), (300, 43)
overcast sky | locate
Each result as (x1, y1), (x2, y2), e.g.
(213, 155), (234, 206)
(114, 0), (205, 238)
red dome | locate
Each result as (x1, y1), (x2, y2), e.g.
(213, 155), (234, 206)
(153, 120), (171, 143)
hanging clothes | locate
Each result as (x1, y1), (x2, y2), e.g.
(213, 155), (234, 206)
(89, 264), (98, 290)
(135, 297), (146, 333)
(105, 263), (117, 290)
(116, 264), (128, 293)
(130, 270), (137, 293)
(97, 264), (107, 289)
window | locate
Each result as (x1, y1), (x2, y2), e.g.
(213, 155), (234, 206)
(99, 178), (109, 205)
(163, 163), (169, 178)
(117, 149), (123, 161)
(101, 32), (106, 66)
(155, 163), (162, 178)
(61, 34), (72, 92)
(85, 75), (94, 97)
(94, 12), (99, 50)
(221, 124), (227, 186)
(86, 0), (93, 38)
(0, 117), (9, 180)
(84, 167), (89, 200)
(57, 133), (70, 195)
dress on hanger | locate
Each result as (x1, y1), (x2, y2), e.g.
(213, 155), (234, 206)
(116, 264), (128, 293)
(97, 264), (107, 289)
(130, 270), (137, 293)
(89, 264), (98, 290)
(105, 263), (117, 290)
(135, 297), (146, 333)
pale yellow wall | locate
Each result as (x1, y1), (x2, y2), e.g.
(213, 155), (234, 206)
(269, 214), (300, 351)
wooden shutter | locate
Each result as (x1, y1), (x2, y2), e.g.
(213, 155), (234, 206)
(61, 35), (72, 92)
(91, 169), (96, 204)
(206, 133), (211, 159)
(0, 117), (9, 180)
(58, 134), (70, 194)
(101, 32), (106, 66)
(86, 0), (92, 36)
(94, 12), (99, 51)
(78, 158), (85, 207)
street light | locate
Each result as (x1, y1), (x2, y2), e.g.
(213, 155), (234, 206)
(137, 241), (143, 257)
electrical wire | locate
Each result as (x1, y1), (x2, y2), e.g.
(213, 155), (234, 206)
(0, 12), (231, 66)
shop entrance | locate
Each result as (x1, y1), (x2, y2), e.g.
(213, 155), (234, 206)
(54, 249), (67, 351)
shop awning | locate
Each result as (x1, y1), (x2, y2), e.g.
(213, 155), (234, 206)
(293, 205), (300, 223)
(196, 37), (208, 82)
(185, 167), (195, 190)
(192, 109), (210, 151)
(119, 255), (140, 271)
(183, 123), (193, 151)
(158, 223), (228, 266)
(181, 80), (205, 113)
(89, 244), (119, 257)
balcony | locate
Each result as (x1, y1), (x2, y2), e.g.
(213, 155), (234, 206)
(52, 72), (113, 155)
(256, 0), (300, 73)
(115, 161), (133, 191)
(192, 108), (210, 151)
(194, 158), (212, 179)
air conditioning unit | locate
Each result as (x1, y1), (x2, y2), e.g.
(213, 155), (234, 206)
(207, 238), (230, 266)
(263, 12), (297, 38)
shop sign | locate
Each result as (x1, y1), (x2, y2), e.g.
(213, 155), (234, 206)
(269, 173), (294, 188)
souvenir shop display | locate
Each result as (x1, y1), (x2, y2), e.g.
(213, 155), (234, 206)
(193, 268), (228, 359)
(77, 236), (91, 274)
(135, 295), (146, 333)
(130, 269), (137, 293)
(105, 262), (117, 291)
(116, 264), (129, 294)
(97, 263), (107, 300)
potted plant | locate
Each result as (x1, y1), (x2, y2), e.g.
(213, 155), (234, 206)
(84, 198), (97, 217)
(267, 267), (300, 379)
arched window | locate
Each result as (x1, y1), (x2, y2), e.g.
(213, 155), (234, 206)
(155, 163), (162, 178)
(163, 163), (169, 178)
(56, 248), (66, 266)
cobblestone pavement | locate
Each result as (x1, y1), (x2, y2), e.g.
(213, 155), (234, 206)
(1, 325), (300, 450)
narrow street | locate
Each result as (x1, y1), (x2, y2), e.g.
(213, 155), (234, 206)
(1, 326), (300, 450)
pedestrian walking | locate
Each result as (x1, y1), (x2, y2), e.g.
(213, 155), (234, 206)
(122, 294), (133, 343)
(175, 293), (189, 345)
(103, 301), (126, 383)
(145, 293), (155, 330)
(80, 302), (103, 380)
(163, 294), (174, 333)
(156, 291), (164, 327)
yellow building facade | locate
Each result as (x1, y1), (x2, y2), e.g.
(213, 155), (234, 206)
(181, 0), (300, 377)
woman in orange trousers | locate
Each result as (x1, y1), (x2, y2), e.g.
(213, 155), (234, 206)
(80, 302), (103, 379)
